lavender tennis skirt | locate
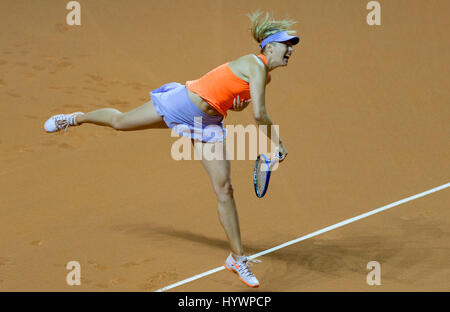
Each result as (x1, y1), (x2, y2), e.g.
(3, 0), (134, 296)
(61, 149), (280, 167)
(150, 82), (227, 143)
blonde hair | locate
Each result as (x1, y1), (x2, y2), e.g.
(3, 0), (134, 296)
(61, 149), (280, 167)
(247, 11), (297, 49)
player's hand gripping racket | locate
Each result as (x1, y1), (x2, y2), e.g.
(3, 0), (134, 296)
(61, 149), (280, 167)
(253, 149), (285, 198)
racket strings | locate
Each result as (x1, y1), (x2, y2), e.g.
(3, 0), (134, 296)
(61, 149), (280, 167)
(256, 158), (268, 195)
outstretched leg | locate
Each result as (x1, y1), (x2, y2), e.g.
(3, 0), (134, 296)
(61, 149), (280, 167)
(76, 100), (167, 130)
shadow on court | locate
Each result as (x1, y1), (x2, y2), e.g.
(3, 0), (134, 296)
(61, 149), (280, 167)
(113, 215), (449, 287)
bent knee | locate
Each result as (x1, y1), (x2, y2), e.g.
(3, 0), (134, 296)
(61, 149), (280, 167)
(214, 179), (234, 201)
(111, 112), (125, 130)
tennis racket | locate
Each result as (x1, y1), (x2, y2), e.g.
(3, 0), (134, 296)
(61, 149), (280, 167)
(253, 149), (285, 198)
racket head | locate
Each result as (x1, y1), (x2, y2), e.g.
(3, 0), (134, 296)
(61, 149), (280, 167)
(253, 154), (272, 198)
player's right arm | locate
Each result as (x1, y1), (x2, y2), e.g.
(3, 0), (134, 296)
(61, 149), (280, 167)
(248, 62), (269, 124)
(248, 60), (287, 158)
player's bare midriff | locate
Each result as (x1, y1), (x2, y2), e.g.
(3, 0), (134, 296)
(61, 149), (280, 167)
(187, 89), (223, 116)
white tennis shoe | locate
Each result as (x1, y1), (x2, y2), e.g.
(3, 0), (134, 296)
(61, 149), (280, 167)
(43, 112), (84, 133)
(224, 253), (260, 288)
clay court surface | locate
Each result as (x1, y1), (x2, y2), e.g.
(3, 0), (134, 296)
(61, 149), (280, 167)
(0, 0), (449, 291)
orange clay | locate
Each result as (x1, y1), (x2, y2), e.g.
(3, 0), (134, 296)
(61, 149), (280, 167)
(186, 54), (268, 117)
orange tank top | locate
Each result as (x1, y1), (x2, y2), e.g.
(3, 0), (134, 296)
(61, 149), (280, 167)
(185, 54), (268, 117)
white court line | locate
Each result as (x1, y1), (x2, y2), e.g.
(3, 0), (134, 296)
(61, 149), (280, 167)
(155, 182), (450, 292)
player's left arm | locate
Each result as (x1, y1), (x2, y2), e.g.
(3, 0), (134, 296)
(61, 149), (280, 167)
(230, 95), (251, 111)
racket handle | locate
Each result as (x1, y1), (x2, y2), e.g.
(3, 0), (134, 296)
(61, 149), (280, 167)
(272, 148), (285, 161)
(267, 149), (285, 171)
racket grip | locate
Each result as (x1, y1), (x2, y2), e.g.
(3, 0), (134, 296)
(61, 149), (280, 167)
(273, 148), (285, 161)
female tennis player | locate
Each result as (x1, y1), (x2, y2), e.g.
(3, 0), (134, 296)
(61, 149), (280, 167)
(43, 12), (299, 288)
